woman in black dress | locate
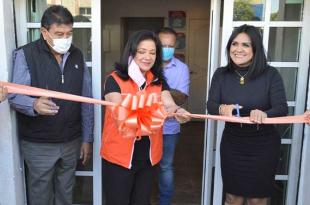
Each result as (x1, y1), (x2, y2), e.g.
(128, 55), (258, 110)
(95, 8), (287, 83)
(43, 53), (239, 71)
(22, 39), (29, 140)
(207, 25), (288, 205)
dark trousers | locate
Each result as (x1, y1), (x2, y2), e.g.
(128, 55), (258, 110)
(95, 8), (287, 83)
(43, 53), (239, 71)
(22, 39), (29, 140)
(102, 159), (157, 205)
(21, 138), (80, 205)
(159, 133), (180, 205)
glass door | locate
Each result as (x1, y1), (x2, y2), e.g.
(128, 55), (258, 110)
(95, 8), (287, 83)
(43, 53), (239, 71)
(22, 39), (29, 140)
(15, 0), (102, 204)
(209, 0), (310, 204)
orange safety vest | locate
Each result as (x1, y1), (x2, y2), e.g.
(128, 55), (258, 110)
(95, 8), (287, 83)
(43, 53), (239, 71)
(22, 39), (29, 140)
(100, 71), (163, 169)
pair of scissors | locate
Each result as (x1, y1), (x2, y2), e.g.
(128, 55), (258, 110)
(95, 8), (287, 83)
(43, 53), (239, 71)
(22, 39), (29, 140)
(235, 104), (241, 117)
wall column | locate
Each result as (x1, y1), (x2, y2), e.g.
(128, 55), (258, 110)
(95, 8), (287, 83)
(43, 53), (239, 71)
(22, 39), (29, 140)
(0, 0), (25, 204)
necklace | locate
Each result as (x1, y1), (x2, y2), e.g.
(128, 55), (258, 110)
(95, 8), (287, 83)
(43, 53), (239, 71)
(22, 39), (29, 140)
(234, 70), (248, 85)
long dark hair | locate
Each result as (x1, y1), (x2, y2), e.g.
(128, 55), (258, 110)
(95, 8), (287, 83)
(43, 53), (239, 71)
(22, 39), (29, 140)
(226, 24), (268, 79)
(115, 30), (164, 85)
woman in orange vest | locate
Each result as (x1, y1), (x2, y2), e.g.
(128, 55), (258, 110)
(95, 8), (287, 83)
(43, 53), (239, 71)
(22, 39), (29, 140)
(101, 30), (190, 205)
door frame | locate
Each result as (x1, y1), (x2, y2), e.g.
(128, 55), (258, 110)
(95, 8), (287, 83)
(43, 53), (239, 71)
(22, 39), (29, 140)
(91, 1), (102, 204)
(202, 0), (222, 204)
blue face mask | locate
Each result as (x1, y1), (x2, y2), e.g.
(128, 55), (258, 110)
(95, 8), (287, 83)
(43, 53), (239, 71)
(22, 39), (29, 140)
(162, 47), (175, 61)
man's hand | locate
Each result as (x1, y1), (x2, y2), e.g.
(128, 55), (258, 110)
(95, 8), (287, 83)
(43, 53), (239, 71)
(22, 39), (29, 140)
(304, 110), (310, 125)
(34, 96), (59, 115)
(0, 86), (8, 102)
(170, 89), (188, 106)
(80, 142), (92, 165)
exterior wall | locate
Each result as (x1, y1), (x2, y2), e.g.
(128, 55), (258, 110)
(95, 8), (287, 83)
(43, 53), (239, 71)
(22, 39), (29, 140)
(298, 54), (310, 205)
(0, 0), (309, 204)
(296, 0), (310, 204)
(0, 1), (25, 205)
(47, 0), (91, 17)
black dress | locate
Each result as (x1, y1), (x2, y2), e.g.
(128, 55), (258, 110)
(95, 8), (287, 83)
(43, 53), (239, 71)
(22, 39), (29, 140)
(207, 65), (288, 197)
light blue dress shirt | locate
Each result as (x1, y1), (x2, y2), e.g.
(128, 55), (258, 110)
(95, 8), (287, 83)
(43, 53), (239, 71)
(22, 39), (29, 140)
(163, 57), (190, 134)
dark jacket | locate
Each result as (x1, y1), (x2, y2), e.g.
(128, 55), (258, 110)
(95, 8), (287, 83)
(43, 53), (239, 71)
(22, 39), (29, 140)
(17, 36), (84, 143)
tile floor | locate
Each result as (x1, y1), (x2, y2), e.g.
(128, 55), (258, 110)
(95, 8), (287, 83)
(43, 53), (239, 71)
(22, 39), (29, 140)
(151, 121), (205, 205)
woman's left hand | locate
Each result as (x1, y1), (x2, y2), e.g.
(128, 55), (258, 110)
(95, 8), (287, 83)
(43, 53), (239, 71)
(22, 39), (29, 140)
(175, 107), (191, 124)
(249, 109), (267, 124)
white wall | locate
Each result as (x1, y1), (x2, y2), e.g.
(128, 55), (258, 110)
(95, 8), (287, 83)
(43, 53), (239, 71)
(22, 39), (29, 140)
(297, 0), (310, 203)
(101, 0), (210, 71)
(0, 1), (25, 205)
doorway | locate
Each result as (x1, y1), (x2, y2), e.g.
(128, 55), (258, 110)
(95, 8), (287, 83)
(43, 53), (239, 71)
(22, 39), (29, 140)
(102, 0), (210, 204)
(121, 17), (164, 48)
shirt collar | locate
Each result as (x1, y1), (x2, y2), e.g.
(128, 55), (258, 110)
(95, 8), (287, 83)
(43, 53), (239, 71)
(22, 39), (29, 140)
(164, 57), (177, 69)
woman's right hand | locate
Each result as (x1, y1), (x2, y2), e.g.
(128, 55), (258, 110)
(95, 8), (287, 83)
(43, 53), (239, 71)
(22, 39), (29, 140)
(175, 107), (191, 124)
(219, 104), (241, 116)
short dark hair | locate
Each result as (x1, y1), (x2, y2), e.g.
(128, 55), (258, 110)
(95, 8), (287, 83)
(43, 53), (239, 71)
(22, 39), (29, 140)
(157, 27), (177, 38)
(41, 5), (73, 30)
(115, 30), (164, 85)
(226, 24), (268, 79)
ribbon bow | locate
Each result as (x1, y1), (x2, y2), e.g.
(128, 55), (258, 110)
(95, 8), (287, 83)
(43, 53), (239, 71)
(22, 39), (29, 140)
(111, 92), (167, 139)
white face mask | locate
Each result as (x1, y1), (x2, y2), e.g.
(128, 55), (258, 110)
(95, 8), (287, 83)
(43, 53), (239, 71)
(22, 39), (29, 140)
(128, 56), (146, 89)
(47, 32), (72, 54)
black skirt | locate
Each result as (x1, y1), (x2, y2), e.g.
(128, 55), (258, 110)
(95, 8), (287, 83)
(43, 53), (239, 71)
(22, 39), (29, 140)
(220, 123), (281, 197)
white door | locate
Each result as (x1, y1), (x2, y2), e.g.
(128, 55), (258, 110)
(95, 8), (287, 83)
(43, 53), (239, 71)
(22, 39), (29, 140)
(187, 19), (209, 114)
(205, 0), (310, 205)
(15, 0), (102, 204)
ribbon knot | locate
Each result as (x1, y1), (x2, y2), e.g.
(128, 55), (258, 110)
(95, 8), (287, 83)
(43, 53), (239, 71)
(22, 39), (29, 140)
(112, 92), (167, 139)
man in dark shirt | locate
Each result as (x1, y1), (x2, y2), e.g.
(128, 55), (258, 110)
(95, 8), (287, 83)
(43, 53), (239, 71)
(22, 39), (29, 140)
(8, 5), (93, 205)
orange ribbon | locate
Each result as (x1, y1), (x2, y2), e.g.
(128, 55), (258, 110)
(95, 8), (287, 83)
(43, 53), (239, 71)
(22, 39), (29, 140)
(1, 81), (309, 139)
(181, 113), (310, 124)
(111, 92), (167, 138)
(0, 81), (114, 106)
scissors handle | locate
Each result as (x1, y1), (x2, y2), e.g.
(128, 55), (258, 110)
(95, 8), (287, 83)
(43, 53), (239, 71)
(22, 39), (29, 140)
(235, 104), (240, 117)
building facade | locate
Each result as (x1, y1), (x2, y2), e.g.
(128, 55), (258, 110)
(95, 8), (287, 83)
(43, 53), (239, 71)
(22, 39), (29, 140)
(0, 0), (309, 205)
